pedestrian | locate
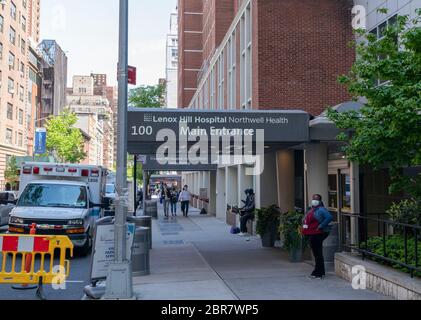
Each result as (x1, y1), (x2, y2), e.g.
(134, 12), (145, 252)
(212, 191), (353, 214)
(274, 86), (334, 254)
(302, 194), (333, 279)
(179, 185), (191, 217)
(170, 187), (179, 217)
(163, 185), (172, 219)
(239, 189), (255, 236)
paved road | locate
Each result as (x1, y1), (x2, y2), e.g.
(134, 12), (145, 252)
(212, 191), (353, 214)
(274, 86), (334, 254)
(0, 229), (91, 300)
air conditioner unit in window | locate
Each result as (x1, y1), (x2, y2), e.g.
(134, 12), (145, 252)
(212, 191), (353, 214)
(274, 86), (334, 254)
(9, 88), (15, 94)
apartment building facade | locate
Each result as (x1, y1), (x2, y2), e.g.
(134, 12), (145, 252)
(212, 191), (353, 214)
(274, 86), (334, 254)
(165, 8), (179, 109)
(0, 0), (41, 189)
(67, 75), (114, 168)
(91, 73), (117, 168)
(38, 39), (67, 120)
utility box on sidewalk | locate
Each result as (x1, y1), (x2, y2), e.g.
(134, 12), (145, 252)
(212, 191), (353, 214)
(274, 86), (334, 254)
(131, 227), (150, 277)
(128, 216), (152, 249)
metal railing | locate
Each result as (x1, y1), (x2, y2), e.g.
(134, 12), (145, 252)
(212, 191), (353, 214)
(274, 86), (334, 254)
(340, 213), (421, 278)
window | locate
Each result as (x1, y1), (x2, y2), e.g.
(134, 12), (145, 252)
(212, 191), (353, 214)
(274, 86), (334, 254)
(5, 129), (13, 145)
(7, 103), (13, 120)
(19, 109), (23, 126)
(79, 87), (87, 94)
(22, 0), (27, 9)
(0, 15), (4, 33)
(368, 15), (398, 86)
(21, 15), (26, 32)
(217, 51), (225, 110)
(227, 32), (237, 110)
(8, 51), (15, 70)
(240, 5), (252, 110)
(18, 133), (23, 147)
(21, 38), (26, 54)
(8, 78), (14, 94)
(210, 69), (215, 110)
(9, 27), (16, 45)
(10, 2), (17, 20)
(19, 86), (24, 102)
(369, 15), (398, 41)
(0, 42), (3, 60)
(171, 48), (178, 58)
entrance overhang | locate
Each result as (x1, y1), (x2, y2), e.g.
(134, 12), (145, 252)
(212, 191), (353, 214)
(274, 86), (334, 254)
(127, 108), (311, 171)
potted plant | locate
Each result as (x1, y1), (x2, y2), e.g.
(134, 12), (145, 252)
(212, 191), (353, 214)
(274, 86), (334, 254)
(279, 210), (307, 262)
(256, 205), (281, 247)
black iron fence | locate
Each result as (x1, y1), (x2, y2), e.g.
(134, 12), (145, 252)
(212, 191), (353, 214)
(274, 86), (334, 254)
(340, 213), (421, 278)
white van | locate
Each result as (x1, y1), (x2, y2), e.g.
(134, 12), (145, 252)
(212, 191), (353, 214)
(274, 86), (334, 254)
(8, 163), (108, 255)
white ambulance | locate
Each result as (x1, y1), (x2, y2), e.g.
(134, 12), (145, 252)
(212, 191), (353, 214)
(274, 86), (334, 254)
(8, 163), (109, 255)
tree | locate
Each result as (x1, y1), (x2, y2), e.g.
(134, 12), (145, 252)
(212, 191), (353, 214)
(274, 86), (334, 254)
(4, 156), (19, 190)
(45, 109), (87, 163)
(129, 83), (166, 108)
(327, 10), (421, 200)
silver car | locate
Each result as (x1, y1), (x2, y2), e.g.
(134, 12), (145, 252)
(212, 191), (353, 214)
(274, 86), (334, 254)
(0, 191), (18, 226)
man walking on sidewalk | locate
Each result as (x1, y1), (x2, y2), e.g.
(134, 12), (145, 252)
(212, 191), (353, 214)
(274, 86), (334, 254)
(179, 185), (191, 217)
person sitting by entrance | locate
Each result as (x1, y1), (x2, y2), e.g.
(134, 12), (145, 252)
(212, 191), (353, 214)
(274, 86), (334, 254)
(301, 194), (333, 279)
(239, 189), (256, 237)
(179, 185), (191, 217)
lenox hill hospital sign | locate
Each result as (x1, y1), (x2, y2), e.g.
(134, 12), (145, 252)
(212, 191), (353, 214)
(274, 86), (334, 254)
(127, 108), (310, 175)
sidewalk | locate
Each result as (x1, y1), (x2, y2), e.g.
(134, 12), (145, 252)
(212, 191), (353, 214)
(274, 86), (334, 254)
(133, 204), (390, 300)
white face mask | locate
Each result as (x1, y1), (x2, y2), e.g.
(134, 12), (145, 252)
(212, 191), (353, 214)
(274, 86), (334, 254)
(312, 200), (321, 207)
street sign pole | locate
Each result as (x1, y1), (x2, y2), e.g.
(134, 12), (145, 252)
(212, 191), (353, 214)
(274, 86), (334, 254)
(104, 0), (134, 299)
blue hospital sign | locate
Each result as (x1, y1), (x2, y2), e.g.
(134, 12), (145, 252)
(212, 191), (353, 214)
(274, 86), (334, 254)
(34, 128), (47, 155)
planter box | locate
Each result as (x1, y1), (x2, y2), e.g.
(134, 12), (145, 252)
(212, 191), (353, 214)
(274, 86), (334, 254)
(335, 252), (421, 300)
(261, 223), (277, 248)
(226, 210), (237, 227)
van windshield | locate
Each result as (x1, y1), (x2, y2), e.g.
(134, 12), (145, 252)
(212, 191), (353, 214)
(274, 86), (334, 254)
(18, 184), (88, 209)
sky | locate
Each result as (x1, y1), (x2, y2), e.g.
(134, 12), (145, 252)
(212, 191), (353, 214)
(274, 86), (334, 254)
(40, 0), (177, 87)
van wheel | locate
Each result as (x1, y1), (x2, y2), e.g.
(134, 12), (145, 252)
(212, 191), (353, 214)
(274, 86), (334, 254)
(77, 233), (92, 257)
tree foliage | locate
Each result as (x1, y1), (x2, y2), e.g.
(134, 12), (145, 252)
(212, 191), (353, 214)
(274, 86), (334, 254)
(45, 109), (87, 163)
(129, 84), (165, 108)
(327, 10), (421, 200)
(4, 156), (19, 189)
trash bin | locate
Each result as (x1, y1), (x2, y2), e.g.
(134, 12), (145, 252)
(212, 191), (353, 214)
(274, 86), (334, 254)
(132, 227), (150, 277)
(144, 200), (158, 219)
(127, 216), (152, 249)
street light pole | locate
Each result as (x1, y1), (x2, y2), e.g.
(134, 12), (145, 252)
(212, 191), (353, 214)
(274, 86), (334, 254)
(104, 0), (134, 299)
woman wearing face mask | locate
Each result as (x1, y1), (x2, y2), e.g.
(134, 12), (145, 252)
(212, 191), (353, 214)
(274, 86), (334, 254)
(302, 194), (333, 279)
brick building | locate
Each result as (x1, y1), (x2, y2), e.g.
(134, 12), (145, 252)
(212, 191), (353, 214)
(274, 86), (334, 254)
(0, 0), (41, 189)
(181, 0), (355, 115)
(179, 0), (358, 223)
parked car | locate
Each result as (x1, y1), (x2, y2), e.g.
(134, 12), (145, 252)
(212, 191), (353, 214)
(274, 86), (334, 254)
(0, 191), (18, 226)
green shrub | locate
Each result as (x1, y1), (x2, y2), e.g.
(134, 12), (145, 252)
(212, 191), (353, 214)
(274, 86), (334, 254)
(387, 199), (421, 226)
(362, 235), (421, 277)
(279, 210), (307, 251)
(255, 205), (280, 236)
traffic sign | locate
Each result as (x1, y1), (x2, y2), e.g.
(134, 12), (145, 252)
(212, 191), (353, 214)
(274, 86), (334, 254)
(128, 66), (137, 85)
(34, 128), (47, 155)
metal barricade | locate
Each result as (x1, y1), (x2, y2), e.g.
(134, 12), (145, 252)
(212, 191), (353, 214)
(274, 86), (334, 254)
(0, 234), (74, 299)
